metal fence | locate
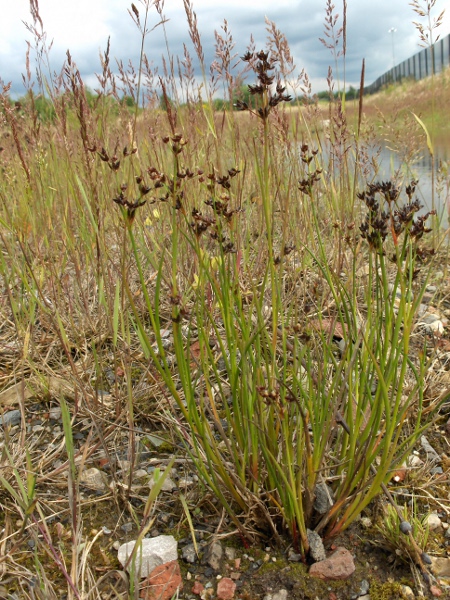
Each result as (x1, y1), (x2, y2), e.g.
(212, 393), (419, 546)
(365, 32), (450, 94)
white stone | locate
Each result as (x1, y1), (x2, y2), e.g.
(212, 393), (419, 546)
(263, 591), (288, 600)
(406, 454), (424, 468)
(400, 584), (415, 599)
(117, 535), (178, 577)
(148, 475), (177, 492)
(428, 319), (445, 334)
(427, 513), (443, 531)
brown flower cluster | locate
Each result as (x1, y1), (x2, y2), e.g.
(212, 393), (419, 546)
(358, 180), (435, 253)
(235, 50), (292, 120)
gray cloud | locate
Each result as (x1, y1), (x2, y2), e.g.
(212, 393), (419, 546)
(1, 1), (449, 98)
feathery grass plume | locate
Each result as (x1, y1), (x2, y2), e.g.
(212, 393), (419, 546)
(211, 19), (239, 109)
(183, 0), (205, 67)
(319, 0), (346, 96)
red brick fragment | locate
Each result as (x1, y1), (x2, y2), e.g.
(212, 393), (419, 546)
(140, 560), (183, 600)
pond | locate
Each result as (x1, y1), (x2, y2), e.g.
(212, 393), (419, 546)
(368, 136), (450, 227)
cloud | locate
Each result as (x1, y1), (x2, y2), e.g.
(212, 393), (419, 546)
(1, 0), (450, 97)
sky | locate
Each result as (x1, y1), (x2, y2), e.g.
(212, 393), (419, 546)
(1, 0), (449, 98)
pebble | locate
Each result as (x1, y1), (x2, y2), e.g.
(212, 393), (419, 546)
(140, 559), (183, 600)
(421, 436), (440, 462)
(360, 517), (372, 528)
(225, 547), (236, 561)
(431, 466), (444, 475)
(401, 585), (415, 599)
(121, 522), (134, 533)
(178, 476), (196, 488)
(204, 541), (223, 570)
(359, 579), (370, 595)
(117, 535), (178, 578)
(134, 469), (148, 479)
(307, 529), (326, 562)
(309, 547), (355, 580)
(182, 543), (198, 564)
(0, 410), (21, 427)
(427, 513), (443, 531)
(421, 313), (440, 324)
(263, 591), (288, 600)
(288, 548), (302, 562)
(430, 585), (443, 597)
(49, 406), (62, 420)
(407, 454), (424, 468)
(314, 482), (334, 514)
(79, 467), (108, 493)
(216, 577), (236, 600)
(430, 555), (450, 577)
(148, 475), (177, 492)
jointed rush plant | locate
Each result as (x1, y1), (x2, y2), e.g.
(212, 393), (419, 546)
(109, 52), (441, 556)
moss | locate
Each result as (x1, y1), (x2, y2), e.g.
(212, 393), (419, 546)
(369, 578), (404, 600)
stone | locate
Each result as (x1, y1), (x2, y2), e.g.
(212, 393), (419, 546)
(427, 320), (445, 334)
(178, 476), (195, 488)
(421, 436), (440, 462)
(430, 556), (450, 578)
(313, 482), (334, 514)
(421, 313), (440, 324)
(134, 469), (149, 479)
(307, 529), (326, 562)
(140, 560), (183, 600)
(216, 577), (236, 600)
(118, 535), (178, 578)
(427, 513), (443, 531)
(360, 517), (372, 529)
(309, 547), (355, 580)
(49, 406), (62, 420)
(263, 591), (288, 600)
(121, 522), (134, 533)
(148, 475), (177, 492)
(288, 548), (302, 562)
(0, 410), (21, 427)
(400, 585), (415, 599)
(224, 547), (236, 560)
(181, 543), (198, 564)
(359, 579), (370, 595)
(203, 541), (223, 570)
(192, 581), (204, 595)
(79, 468), (108, 492)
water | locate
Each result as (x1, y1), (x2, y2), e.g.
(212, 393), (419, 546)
(368, 137), (450, 225)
